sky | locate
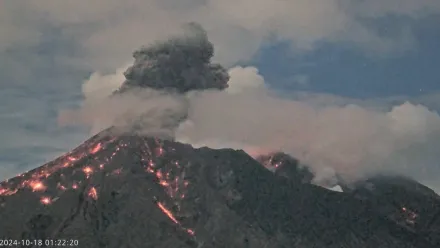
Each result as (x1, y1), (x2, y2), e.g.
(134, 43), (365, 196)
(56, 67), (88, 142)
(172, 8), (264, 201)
(1, 0), (440, 191)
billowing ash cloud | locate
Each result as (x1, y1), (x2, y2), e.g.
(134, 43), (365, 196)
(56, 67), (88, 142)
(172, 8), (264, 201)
(176, 66), (440, 190)
(118, 22), (229, 94)
(59, 23), (229, 139)
(60, 24), (440, 193)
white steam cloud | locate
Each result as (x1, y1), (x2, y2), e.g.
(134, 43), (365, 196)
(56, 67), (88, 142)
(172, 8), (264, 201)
(180, 67), (440, 184)
(65, 64), (440, 190)
(59, 82), (187, 138)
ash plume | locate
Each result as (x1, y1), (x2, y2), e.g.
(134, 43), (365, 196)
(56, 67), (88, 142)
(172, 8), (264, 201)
(59, 23), (229, 138)
(117, 22), (229, 94)
(60, 24), (440, 192)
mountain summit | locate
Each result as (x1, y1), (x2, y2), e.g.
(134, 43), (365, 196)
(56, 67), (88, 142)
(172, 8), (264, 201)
(1, 129), (439, 248)
(1, 23), (439, 248)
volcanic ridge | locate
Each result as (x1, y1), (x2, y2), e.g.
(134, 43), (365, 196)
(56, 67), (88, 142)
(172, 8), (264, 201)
(1, 23), (440, 248)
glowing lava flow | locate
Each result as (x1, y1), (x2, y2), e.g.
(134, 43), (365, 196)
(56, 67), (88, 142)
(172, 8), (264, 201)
(0, 137), (116, 201)
(88, 187), (98, 200)
(155, 200), (195, 236)
(401, 206), (418, 225)
(83, 167), (94, 178)
(29, 181), (46, 192)
(141, 141), (195, 237)
(90, 143), (102, 154)
(156, 202), (179, 224)
(257, 153), (283, 172)
(0, 188), (17, 196)
(0, 135), (195, 237)
(40, 197), (52, 205)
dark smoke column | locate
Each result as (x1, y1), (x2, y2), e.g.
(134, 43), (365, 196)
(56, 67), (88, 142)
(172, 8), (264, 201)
(113, 23), (229, 139)
(118, 23), (230, 94)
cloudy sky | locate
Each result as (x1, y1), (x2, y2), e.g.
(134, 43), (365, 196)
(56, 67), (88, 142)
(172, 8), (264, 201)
(1, 0), (440, 190)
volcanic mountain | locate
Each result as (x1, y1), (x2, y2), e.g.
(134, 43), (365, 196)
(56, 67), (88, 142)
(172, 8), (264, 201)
(1, 129), (439, 248)
(2, 23), (440, 248)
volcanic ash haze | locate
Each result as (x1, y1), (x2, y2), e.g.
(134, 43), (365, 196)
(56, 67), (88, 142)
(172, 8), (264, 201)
(61, 23), (440, 191)
(1, 22), (440, 248)
(119, 22), (229, 93)
(60, 22), (229, 139)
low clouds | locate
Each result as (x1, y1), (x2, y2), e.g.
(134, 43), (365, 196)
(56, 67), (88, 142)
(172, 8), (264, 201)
(2, 1), (440, 192)
(176, 67), (440, 188)
(67, 61), (440, 191)
(2, 0), (440, 72)
(226, 66), (266, 94)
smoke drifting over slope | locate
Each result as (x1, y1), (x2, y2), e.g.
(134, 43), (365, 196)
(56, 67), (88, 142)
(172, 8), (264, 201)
(60, 23), (229, 138)
(75, 64), (440, 189)
(60, 24), (440, 190)
(177, 69), (440, 186)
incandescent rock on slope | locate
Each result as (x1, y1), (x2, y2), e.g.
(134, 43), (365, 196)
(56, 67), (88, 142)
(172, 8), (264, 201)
(343, 175), (440, 246)
(259, 152), (440, 247)
(256, 152), (314, 184)
(0, 131), (268, 247)
(3, 22), (438, 247)
(0, 129), (438, 248)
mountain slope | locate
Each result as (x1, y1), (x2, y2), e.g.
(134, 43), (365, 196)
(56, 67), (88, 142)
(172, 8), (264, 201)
(0, 129), (438, 248)
(344, 175), (440, 245)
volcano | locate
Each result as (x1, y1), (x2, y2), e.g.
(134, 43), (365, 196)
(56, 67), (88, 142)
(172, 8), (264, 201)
(1, 128), (439, 248)
(2, 23), (440, 248)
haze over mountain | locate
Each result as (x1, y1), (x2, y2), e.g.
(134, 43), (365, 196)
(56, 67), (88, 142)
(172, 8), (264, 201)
(1, 23), (439, 247)
(1, 130), (439, 247)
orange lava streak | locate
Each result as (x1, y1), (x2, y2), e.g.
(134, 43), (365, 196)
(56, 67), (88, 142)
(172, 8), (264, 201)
(29, 181), (46, 192)
(156, 170), (163, 178)
(67, 156), (77, 162)
(82, 167), (94, 178)
(148, 160), (155, 167)
(159, 181), (170, 187)
(57, 183), (67, 191)
(88, 187), (98, 200)
(156, 147), (164, 156)
(186, 229), (195, 236)
(40, 197), (51, 205)
(90, 143), (102, 154)
(0, 138), (121, 202)
(156, 202), (179, 224)
(0, 188), (18, 196)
